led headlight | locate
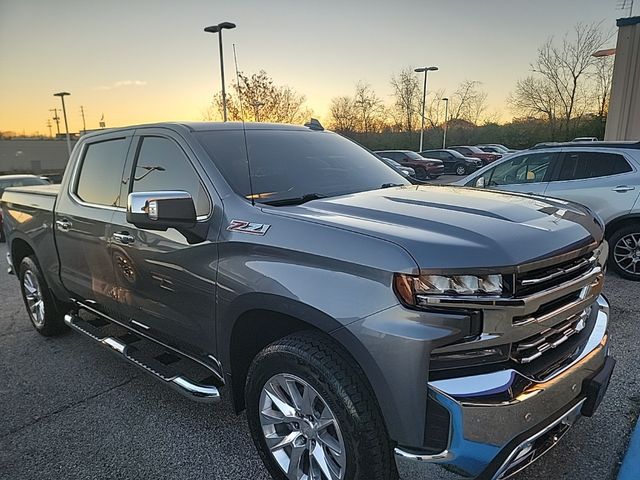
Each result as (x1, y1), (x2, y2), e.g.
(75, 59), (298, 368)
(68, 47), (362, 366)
(394, 273), (504, 305)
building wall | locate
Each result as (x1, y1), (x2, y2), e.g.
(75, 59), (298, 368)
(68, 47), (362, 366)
(0, 139), (75, 175)
(605, 16), (640, 141)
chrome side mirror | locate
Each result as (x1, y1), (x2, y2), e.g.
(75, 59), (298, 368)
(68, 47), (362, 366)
(475, 177), (486, 188)
(127, 191), (196, 231)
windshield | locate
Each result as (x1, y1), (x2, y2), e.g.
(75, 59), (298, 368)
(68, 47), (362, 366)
(404, 151), (425, 160)
(196, 129), (409, 204)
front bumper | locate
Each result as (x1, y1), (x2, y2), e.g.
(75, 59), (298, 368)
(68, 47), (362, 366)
(395, 294), (613, 479)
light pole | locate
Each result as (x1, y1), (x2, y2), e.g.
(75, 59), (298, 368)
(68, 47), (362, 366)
(442, 97), (449, 148)
(204, 22), (236, 122)
(54, 92), (72, 156)
(251, 101), (265, 122)
(415, 66), (438, 152)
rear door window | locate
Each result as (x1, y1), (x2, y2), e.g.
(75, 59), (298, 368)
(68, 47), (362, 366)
(76, 138), (129, 207)
(557, 151), (633, 181)
(487, 152), (556, 186)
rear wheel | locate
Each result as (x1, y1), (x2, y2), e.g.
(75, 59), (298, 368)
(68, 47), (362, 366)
(609, 224), (640, 281)
(414, 166), (427, 181)
(245, 331), (397, 480)
(18, 256), (68, 336)
(455, 164), (467, 176)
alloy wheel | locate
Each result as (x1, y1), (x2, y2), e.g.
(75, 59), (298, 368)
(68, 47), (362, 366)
(456, 165), (466, 175)
(23, 270), (45, 327)
(259, 373), (346, 480)
(613, 232), (640, 276)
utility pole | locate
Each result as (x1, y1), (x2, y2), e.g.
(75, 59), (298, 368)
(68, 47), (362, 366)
(49, 108), (61, 135)
(46, 119), (52, 138)
(54, 92), (72, 156)
(80, 105), (87, 134)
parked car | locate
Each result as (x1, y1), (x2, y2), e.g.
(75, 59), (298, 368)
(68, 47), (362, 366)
(0, 174), (50, 242)
(449, 145), (501, 165)
(2, 121), (615, 480)
(480, 143), (520, 153)
(573, 137), (599, 142)
(458, 142), (640, 280)
(419, 148), (483, 175)
(374, 149), (444, 180)
(379, 156), (416, 179)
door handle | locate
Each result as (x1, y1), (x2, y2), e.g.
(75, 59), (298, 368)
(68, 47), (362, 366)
(612, 185), (635, 193)
(55, 219), (72, 231)
(113, 232), (135, 244)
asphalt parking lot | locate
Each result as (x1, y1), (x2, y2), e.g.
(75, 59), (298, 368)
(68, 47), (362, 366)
(1, 235), (639, 480)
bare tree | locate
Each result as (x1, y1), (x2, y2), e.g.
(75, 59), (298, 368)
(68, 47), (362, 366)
(390, 68), (421, 133)
(448, 80), (488, 125)
(353, 82), (386, 133)
(203, 70), (312, 124)
(592, 55), (614, 118)
(511, 22), (609, 136)
(328, 96), (358, 132)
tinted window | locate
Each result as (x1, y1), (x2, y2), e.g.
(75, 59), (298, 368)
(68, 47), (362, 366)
(76, 138), (129, 207)
(380, 151), (398, 160)
(404, 151), (425, 160)
(196, 130), (408, 204)
(130, 137), (210, 216)
(487, 152), (555, 186)
(557, 152), (632, 181)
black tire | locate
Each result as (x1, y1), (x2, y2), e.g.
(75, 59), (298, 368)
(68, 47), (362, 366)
(414, 166), (427, 181)
(455, 164), (467, 176)
(245, 331), (397, 480)
(18, 256), (68, 336)
(608, 224), (640, 281)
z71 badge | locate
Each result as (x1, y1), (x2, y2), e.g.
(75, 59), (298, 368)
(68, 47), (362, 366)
(227, 220), (271, 235)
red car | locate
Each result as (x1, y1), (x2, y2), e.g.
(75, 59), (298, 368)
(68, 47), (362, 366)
(449, 145), (501, 166)
(374, 150), (444, 180)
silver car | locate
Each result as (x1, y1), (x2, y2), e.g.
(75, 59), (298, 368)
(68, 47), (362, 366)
(458, 142), (640, 280)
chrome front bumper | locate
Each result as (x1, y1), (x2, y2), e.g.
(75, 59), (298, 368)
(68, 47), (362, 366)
(395, 294), (612, 479)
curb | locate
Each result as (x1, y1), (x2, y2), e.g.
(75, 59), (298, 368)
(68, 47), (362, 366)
(618, 414), (640, 480)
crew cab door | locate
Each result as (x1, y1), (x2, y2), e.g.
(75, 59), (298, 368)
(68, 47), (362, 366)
(108, 130), (219, 356)
(543, 149), (638, 223)
(55, 132), (133, 318)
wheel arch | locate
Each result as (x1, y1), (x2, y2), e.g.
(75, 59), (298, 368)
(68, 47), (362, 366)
(605, 213), (640, 240)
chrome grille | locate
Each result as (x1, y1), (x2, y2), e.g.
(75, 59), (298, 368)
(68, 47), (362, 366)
(511, 308), (590, 364)
(516, 251), (597, 297)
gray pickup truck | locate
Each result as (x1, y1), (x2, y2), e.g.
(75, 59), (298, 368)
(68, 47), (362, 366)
(1, 122), (615, 480)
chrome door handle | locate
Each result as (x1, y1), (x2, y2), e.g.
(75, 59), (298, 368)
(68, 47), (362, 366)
(56, 219), (72, 231)
(113, 232), (135, 244)
(612, 185), (635, 192)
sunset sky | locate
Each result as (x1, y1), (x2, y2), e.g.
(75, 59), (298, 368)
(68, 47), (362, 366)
(0, 0), (622, 135)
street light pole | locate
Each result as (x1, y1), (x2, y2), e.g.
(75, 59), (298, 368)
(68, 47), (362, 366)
(415, 66), (438, 152)
(54, 92), (72, 156)
(80, 105), (87, 134)
(442, 97), (449, 148)
(204, 22), (236, 122)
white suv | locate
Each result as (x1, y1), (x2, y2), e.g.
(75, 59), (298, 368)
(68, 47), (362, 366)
(458, 142), (640, 280)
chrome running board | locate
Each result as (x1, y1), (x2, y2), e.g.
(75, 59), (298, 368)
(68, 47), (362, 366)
(64, 313), (220, 404)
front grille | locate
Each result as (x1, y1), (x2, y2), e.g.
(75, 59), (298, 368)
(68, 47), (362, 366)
(511, 308), (590, 364)
(516, 251), (596, 297)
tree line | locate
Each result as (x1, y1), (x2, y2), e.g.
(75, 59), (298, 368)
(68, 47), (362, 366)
(204, 22), (613, 149)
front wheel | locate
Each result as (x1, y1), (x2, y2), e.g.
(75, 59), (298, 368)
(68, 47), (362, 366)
(245, 331), (397, 480)
(609, 224), (640, 281)
(455, 164), (467, 176)
(414, 166), (427, 181)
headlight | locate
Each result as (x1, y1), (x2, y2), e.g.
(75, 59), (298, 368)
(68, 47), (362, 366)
(394, 273), (504, 306)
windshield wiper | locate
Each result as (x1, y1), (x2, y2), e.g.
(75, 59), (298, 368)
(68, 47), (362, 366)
(380, 183), (405, 189)
(262, 193), (327, 206)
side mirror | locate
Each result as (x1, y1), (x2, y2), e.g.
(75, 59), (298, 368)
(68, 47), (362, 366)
(127, 191), (196, 231)
(475, 177), (486, 188)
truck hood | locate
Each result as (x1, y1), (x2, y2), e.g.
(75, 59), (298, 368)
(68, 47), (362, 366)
(267, 185), (603, 270)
